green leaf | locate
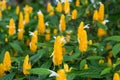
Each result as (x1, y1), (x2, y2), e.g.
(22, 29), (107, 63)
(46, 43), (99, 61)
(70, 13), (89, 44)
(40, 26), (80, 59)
(87, 56), (103, 60)
(100, 67), (112, 75)
(9, 42), (23, 53)
(0, 73), (15, 80)
(96, 21), (108, 30)
(105, 36), (120, 42)
(29, 68), (51, 75)
(30, 49), (45, 64)
(112, 43), (120, 57)
(80, 59), (86, 70)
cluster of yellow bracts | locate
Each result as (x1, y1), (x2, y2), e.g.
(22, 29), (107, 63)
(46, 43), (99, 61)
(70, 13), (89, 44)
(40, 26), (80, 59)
(0, 0), (119, 80)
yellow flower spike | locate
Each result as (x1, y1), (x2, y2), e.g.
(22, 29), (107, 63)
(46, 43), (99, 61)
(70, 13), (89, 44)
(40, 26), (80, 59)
(97, 28), (107, 37)
(37, 11), (46, 34)
(30, 31), (38, 53)
(24, 12), (29, 24)
(56, 69), (66, 80)
(59, 14), (66, 32)
(0, 10), (2, 20)
(23, 55), (31, 75)
(31, 31), (38, 43)
(24, 5), (33, 14)
(107, 57), (112, 66)
(88, 40), (92, 45)
(53, 28), (58, 35)
(93, 10), (99, 21)
(47, 2), (54, 16)
(99, 59), (104, 64)
(76, 0), (80, 7)
(56, 1), (62, 12)
(98, 3), (104, 21)
(18, 29), (24, 40)
(78, 22), (88, 52)
(113, 73), (120, 80)
(45, 33), (51, 41)
(64, 64), (72, 72)
(8, 18), (16, 36)
(0, 63), (5, 78)
(30, 42), (37, 53)
(64, 0), (70, 14)
(18, 12), (24, 30)
(84, 64), (89, 70)
(72, 9), (78, 20)
(16, 6), (20, 15)
(3, 51), (11, 71)
(53, 36), (66, 66)
(2, 0), (6, 10)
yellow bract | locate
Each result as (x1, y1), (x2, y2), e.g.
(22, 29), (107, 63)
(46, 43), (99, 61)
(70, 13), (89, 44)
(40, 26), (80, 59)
(53, 36), (65, 66)
(23, 55), (31, 75)
(78, 22), (88, 52)
(30, 31), (38, 53)
(113, 73), (120, 80)
(0, 63), (5, 78)
(8, 18), (16, 36)
(47, 2), (54, 16)
(16, 6), (20, 15)
(64, 0), (70, 14)
(72, 9), (78, 20)
(76, 0), (80, 7)
(98, 3), (104, 21)
(93, 10), (98, 21)
(56, 1), (62, 12)
(59, 14), (66, 32)
(38, 12), (46, 34)
(56, 69), (66, 80)
(3, 51), (11, 71)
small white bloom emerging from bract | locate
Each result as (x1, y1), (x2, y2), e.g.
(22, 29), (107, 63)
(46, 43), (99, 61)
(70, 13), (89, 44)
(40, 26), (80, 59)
(45, 22), (49, 26)
(103, 20), (109, 24)
(48, 69), (59, 77)
(53, 36), (56, 39)
(84, 24), (90, 29)
(37, 10), (42, 15)
(56, 0), (72, 3)
(29, 31), (34, 36)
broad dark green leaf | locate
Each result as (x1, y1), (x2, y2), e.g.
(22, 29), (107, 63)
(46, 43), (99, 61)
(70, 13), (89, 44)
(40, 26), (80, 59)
(105, 36), (120, 42)
(29, 68), (51, 75)
(96, 21), (108, 30)
(112, 43), (120, 57)
(9, 42), (23, 53)
(80, 59), (86, 70)
(0, 73), (15, 80)
(30, 49), (45, 64)
(100, 67), (112, 75)
(87, 56), (103, 60)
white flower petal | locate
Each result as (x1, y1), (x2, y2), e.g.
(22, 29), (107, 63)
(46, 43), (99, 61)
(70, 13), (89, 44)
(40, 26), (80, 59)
(48, 70), (59, 77)
(84, 24), (90, 29)
(37, 10), (42, 14)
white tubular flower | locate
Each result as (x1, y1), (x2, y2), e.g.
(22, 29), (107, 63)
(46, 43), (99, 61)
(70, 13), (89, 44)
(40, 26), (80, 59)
(45, 22), (49, 26)
(103, 20), (109, 24)
(48, 70), (59, 77)
(37, 10), (42, 15)
(29, 31), (34, 36)
(84, 24), (90, 29)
